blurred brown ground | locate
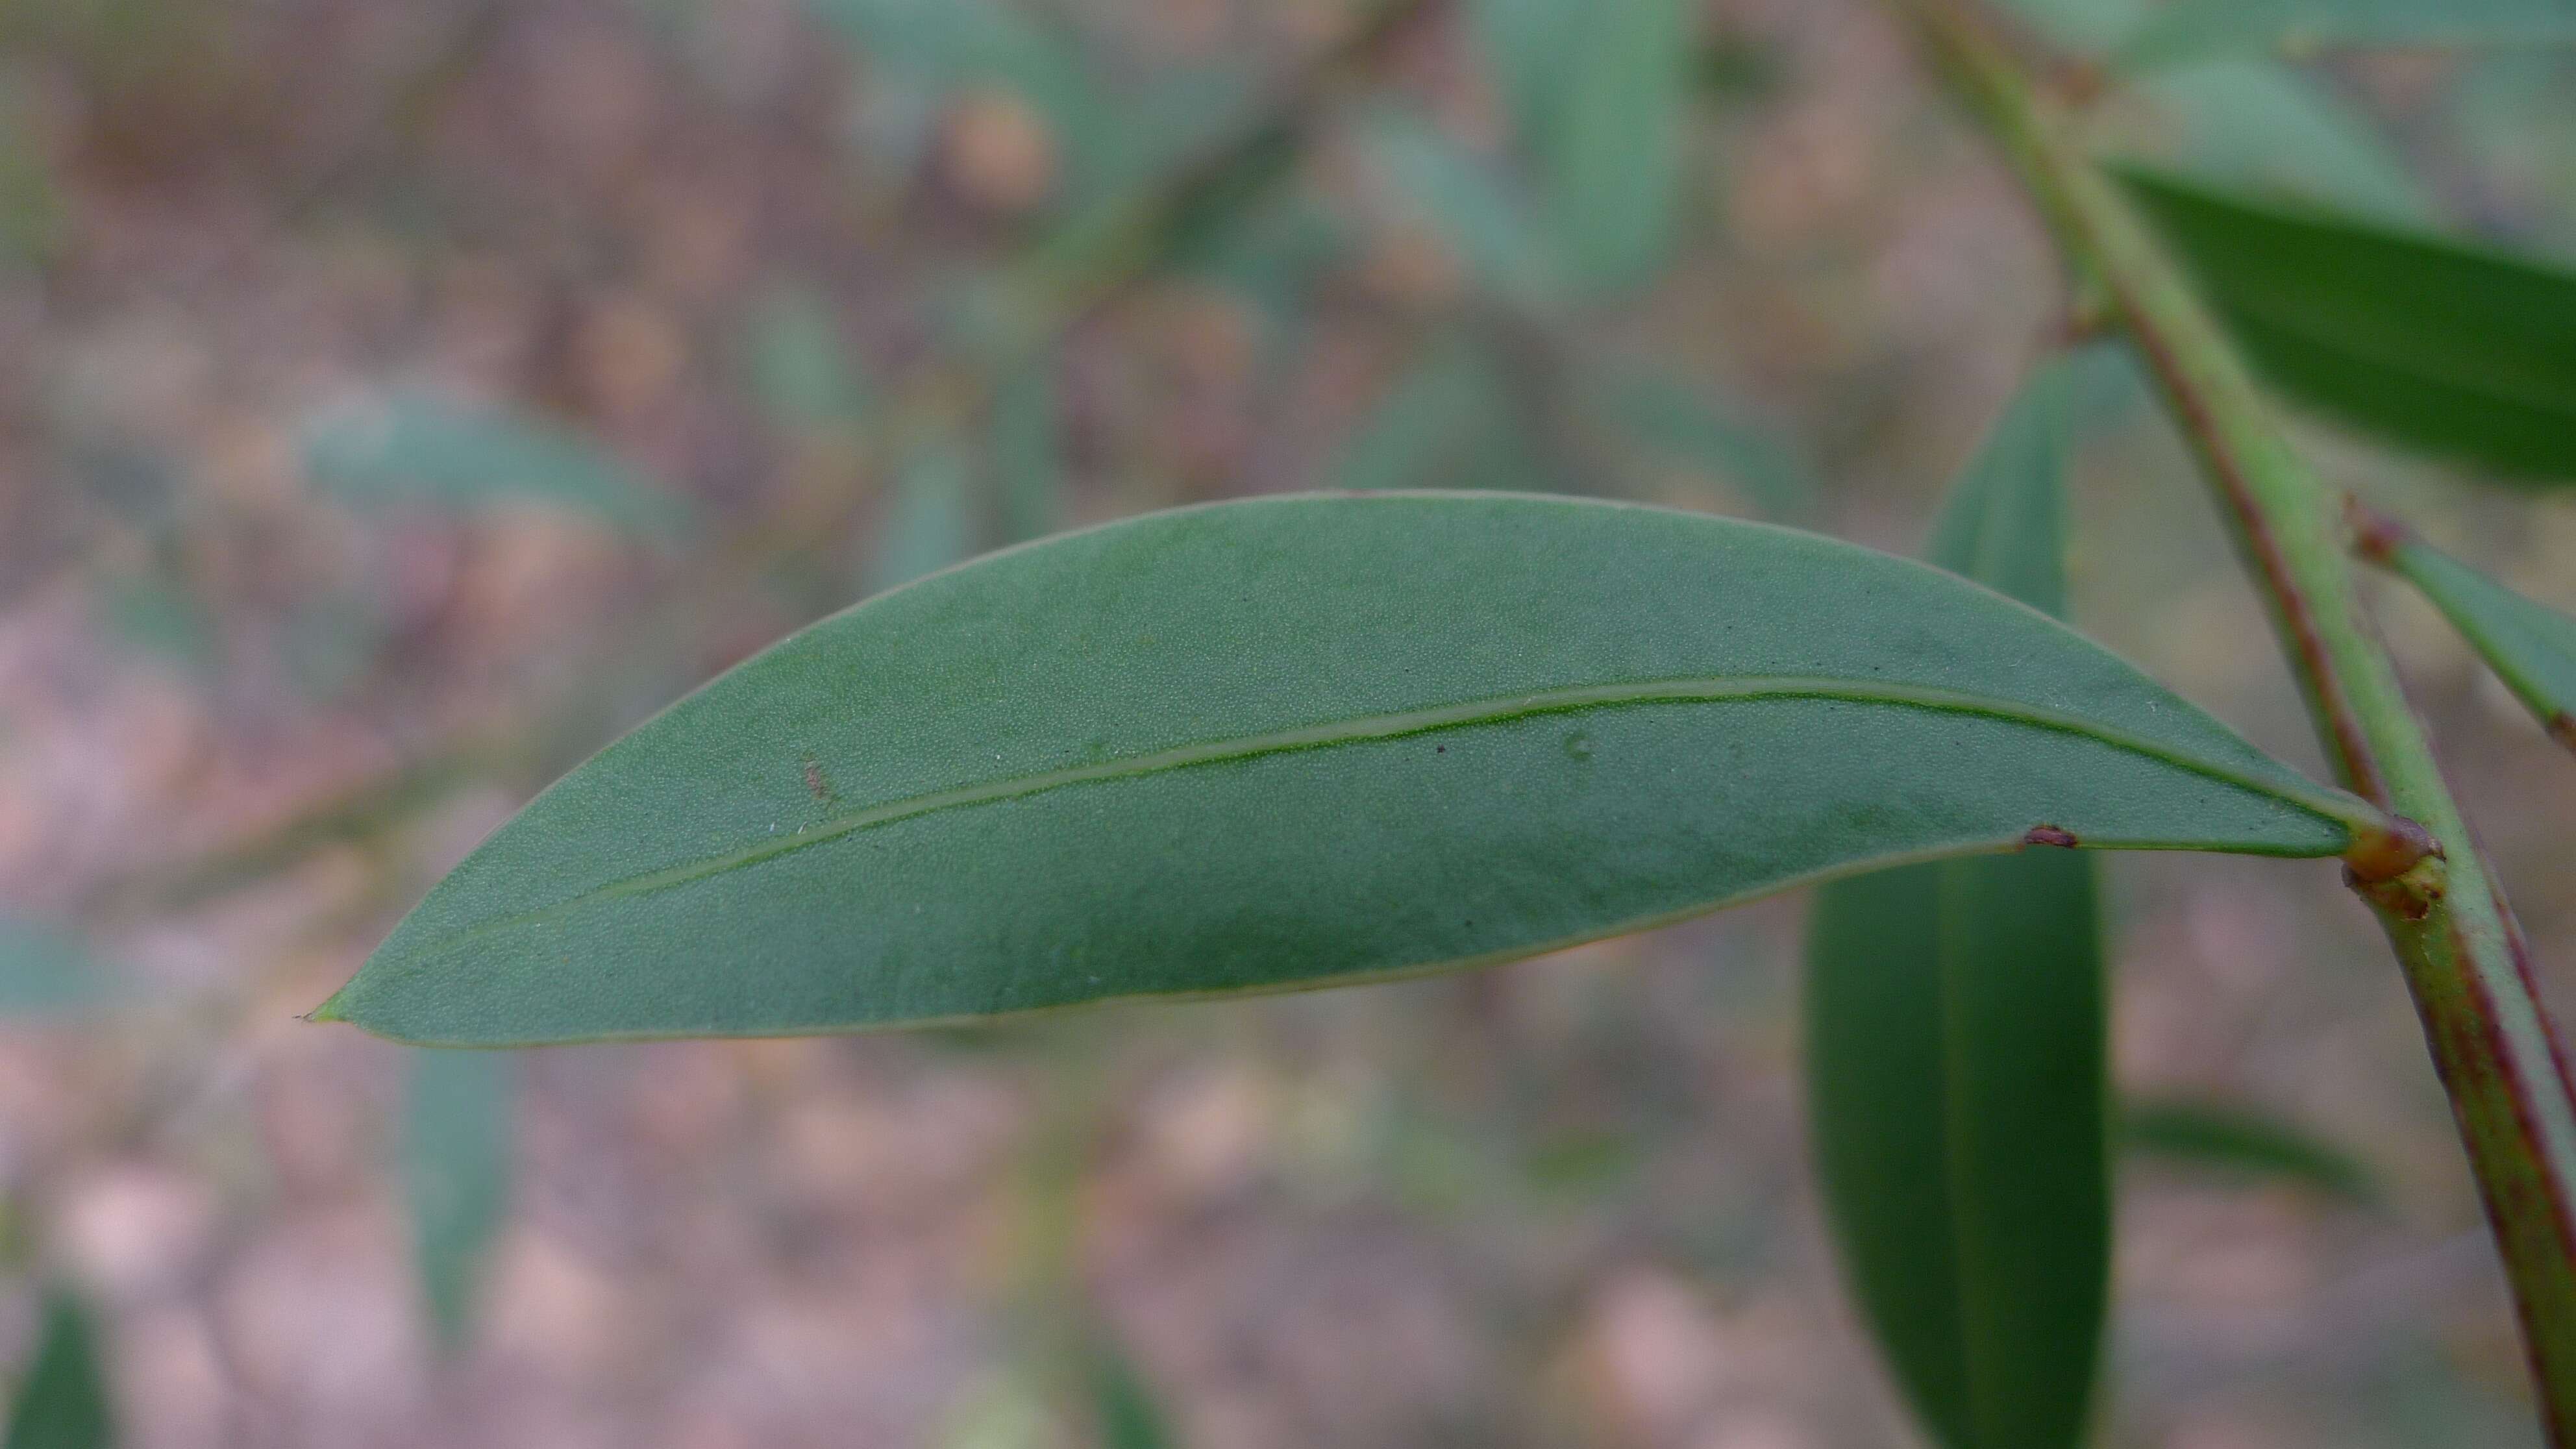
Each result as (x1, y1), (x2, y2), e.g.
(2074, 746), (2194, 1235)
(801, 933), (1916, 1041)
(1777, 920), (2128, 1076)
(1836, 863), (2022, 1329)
(1, 0), (2573, 1444)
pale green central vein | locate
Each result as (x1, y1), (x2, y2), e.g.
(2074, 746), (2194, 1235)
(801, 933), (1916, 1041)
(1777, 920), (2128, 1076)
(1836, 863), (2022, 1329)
(446, 675), (2371, 945)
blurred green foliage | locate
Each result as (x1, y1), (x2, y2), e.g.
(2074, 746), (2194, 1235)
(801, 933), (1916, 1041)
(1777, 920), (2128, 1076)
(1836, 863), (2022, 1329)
(5, 1293), (112, 1449)
(302, 391), (691, 538)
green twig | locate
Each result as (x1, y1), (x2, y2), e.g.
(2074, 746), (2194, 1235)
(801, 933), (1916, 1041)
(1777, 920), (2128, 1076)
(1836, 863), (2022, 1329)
(1879, 1), (2576, 1437)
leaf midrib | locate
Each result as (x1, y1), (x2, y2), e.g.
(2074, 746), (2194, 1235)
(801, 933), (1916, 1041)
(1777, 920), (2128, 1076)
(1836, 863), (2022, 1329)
(417, 674), (2362, 949)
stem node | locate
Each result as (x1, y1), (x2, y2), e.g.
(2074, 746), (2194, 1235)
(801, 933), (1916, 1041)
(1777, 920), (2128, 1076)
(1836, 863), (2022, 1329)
(2343, 814), (2441, 885)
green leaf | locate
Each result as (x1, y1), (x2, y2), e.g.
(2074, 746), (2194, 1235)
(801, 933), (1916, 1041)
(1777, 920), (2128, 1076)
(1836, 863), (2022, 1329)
(1583, 365), (1816, 519)
(319, 493), (2381, 1046)
(303, 391), (688, 537)
(1472, 0), (1591, 142)
(2120, 0), (2576, 69)
(2367, 524), (2576, 752)
(1538, 0), (1690, 294)
(1332, 337), (1541, 494)
(6, 1292), (113, 1449)
(1358, 109), (1561, 310)
(403, 1048), (517, 1348)
(1087, 1336), (1178, 1449)
(866, 448), (977, 593)
(2127, 61), (2433, 224)
(2120, 164), (2576, 479)
(990, 360), (1063, 547)
(2120, 1094), (2380, 1203)
(1807, 351), (2112, 1449)
(1920, 347), (2130, 617)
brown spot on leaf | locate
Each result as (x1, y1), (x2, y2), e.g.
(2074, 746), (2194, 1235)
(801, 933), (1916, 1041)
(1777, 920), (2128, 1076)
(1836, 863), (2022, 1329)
(2022, 824), (2079, 848)
(803, 759), (837, 805)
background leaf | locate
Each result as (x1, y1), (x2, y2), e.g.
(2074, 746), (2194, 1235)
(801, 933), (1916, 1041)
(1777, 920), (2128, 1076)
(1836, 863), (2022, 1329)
(1994, 0), (2148, 53)
(1471, 0), (1590, 143)
(989, 360), (1063, 547)
(2367, 523), (2576, 751)
(1087, 1335), (1179, 1449)
(2124, 61), (2434, 223)
(1581, 365), (1815, 519)
(2120, 165), (2576, 479)
(1332, 336), (1545, 493)
(741, 282), (873, 436)
(1536, 0), (1689, 294)
(2120, 1095), (2380, 1203)
(866, 447), (977, 593)
(321, 492), (2373, 1046)
(1807, 348), (2112, 1449)
(6, 1292), (113, 1449)
(2120, 0), (2576, 69)
(303, 391), (689, 538)
(1357, 109), (1561, 310)
(402, 1047), (517, 1348)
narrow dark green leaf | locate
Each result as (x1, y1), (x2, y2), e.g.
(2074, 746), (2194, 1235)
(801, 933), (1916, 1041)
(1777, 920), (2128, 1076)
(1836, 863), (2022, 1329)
(1919, 346), (2131, 615)
(2120, 0), (2576, 69)
(6, 1292), (112, 1449)
(2120, 1095), (2379, 1203)
(2370, 526), (2576, 752)
(1583, 366), (1815, 519)
(2119, 165), (2576, 480)
(1087, 1336), (1178, 1449)
(1539, 0), (1689, 293)
(1810, 854), (2104, 1449)
(303, 391), (688, 536)
(402, 1048), (517, 1348)
(1807, 351), (2112, 1449)
(319, 492), (2381, 1046)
